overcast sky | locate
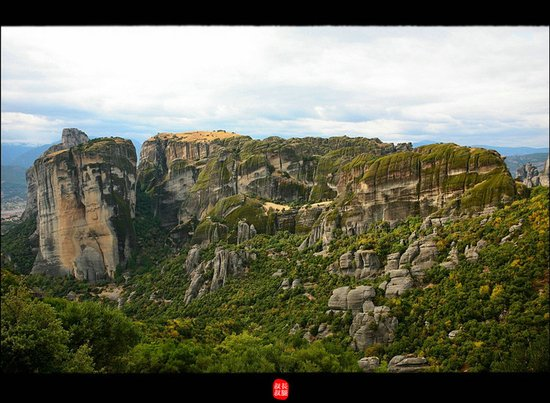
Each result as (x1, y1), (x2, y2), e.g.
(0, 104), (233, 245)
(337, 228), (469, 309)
(1, 26), (549, 147)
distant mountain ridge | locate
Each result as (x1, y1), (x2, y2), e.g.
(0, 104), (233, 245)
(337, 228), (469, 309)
(412, 140), (548, 157)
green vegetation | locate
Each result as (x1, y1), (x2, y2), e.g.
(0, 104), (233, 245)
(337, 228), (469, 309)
(0, 216), (37, 275)
(1, 136), (548, 374)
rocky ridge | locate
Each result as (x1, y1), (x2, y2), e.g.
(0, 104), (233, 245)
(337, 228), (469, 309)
(25, 129), (137, 281)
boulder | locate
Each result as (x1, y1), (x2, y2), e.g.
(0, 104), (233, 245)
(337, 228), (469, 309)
(339, 252), (354, 270)
(385, 276), (414, 298)
(327, 286), (350, 310)
(411, 238), (438, 273)
(448, 329), (461, 339)
(272, 269), (284, 277)
(355, 250), (382, 279)
(384, 252), (401, 272)
(281, 278), (291, 290)
(347, 285), (375, 313)
(388, 355), (429, 373)
(358, 357), (380, 372)
(349, 309), (398, 351)
(399, 241), (420, 266)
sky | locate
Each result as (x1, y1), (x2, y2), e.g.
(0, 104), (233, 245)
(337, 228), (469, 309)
(1, 26), (549, 148)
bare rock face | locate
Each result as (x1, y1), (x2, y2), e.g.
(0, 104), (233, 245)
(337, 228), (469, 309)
(327, 286), (350, 310)
(28, 130), (136, 281)
(185, 245), (201, 274)
(388, 355), (430, 373)
(183, 246), (251, 304)
(383, 234), (441, 298)
(237, 220), (256, 244)
(347, 285), (376, 313)
(21, 167), (39, 221)
(464, 239), (487, 261)
(385, 275), (415, 298)
(62, 128), (89, 148)
(306, 144), (515, 250)
(358, 356), (380, 372)
(516, 158), (550, 188)
(327, 285), (397, 350)
(350, 306), (398, 351)
(327, 250), (382, 279)
(441, 243), (459, 269)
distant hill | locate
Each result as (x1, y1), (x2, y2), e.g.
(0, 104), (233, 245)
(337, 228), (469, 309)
(412, 141), (548, 157)
(1, 165), (27, 201)
(472, 145), (549, 157)
(1, 143), (52, 168)
(1, 138), (144, 168)
(504, 153), (549, 177)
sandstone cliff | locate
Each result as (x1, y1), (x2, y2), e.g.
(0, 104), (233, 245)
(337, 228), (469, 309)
(28, 129), (137, 281)
(137, 132), (408, 238)
(302, 144), (516, 248)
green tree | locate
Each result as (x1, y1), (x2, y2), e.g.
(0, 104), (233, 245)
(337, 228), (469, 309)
(1, 288), (69, 373)
(47, 298), (141, 371)
(211, 332), (277, 372)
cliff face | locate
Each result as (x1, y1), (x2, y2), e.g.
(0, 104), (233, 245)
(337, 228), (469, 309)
(303, 144), (516, 248)
(138, 132), (407, 234)
(28, 130), (137, 281)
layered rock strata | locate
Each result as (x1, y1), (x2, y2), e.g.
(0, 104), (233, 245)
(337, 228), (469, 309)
(27, 129), (136, 281)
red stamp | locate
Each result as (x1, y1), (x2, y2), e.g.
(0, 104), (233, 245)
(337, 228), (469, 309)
(272, 378), (289, 400)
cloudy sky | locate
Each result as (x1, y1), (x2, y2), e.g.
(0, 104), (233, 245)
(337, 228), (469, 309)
(1, 26), (549, 147)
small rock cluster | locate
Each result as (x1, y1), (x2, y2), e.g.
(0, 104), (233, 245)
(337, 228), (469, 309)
(183, 245), (254, 304)
(327, 249), (382, 279)
(382, 234), (438, 298)
(237, 220), (257, 244)
(327, 285), (398, 351)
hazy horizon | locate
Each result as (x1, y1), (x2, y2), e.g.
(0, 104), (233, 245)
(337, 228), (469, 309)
(2, 26), (549, 148)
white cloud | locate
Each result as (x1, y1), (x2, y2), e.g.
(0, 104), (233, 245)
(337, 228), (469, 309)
(0, 112), (64, 144)
(1, 26), (548, 147)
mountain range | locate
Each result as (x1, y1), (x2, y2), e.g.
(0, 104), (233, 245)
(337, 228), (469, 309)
(1, 128), (548, 374)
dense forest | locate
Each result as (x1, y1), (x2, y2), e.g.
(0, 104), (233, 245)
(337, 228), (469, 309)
(2, 184), (548, 373)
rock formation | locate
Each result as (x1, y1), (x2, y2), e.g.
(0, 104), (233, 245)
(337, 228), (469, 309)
(303, 144), (515, 249)
(388, 355), (430, 373)
(358, 357), (380, 372)
(327, 285), (397, 351)
(327, 249), (382, 279)
(382, 234), (439, 298)
(184, 246), (253, 304)
(237, 220), (256, 244)
(516, 156), (550, 188)
(26, 129), (137, 281)
(138, 133), (403, 237)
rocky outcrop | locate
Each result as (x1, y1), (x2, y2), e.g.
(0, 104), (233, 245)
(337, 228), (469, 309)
(350, 306), (398, 351)
(28, 129), (137, 281)
(184, 246), (253, 304)
(327, 249), (382, 279)
(516, 157), (549, 188)
(464, 239), (487, 261)
(138, 133), (404, 238)
(327, 285), (397, 351)
(305, 144), (515, 250)
(388, 355), (430, 373)
(441, 242), (459, 269)
(237, 220), (256, 244)
(358, 357), (380, 372)
(382, 234), (440, 298)
(21, 167), (38, 221)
